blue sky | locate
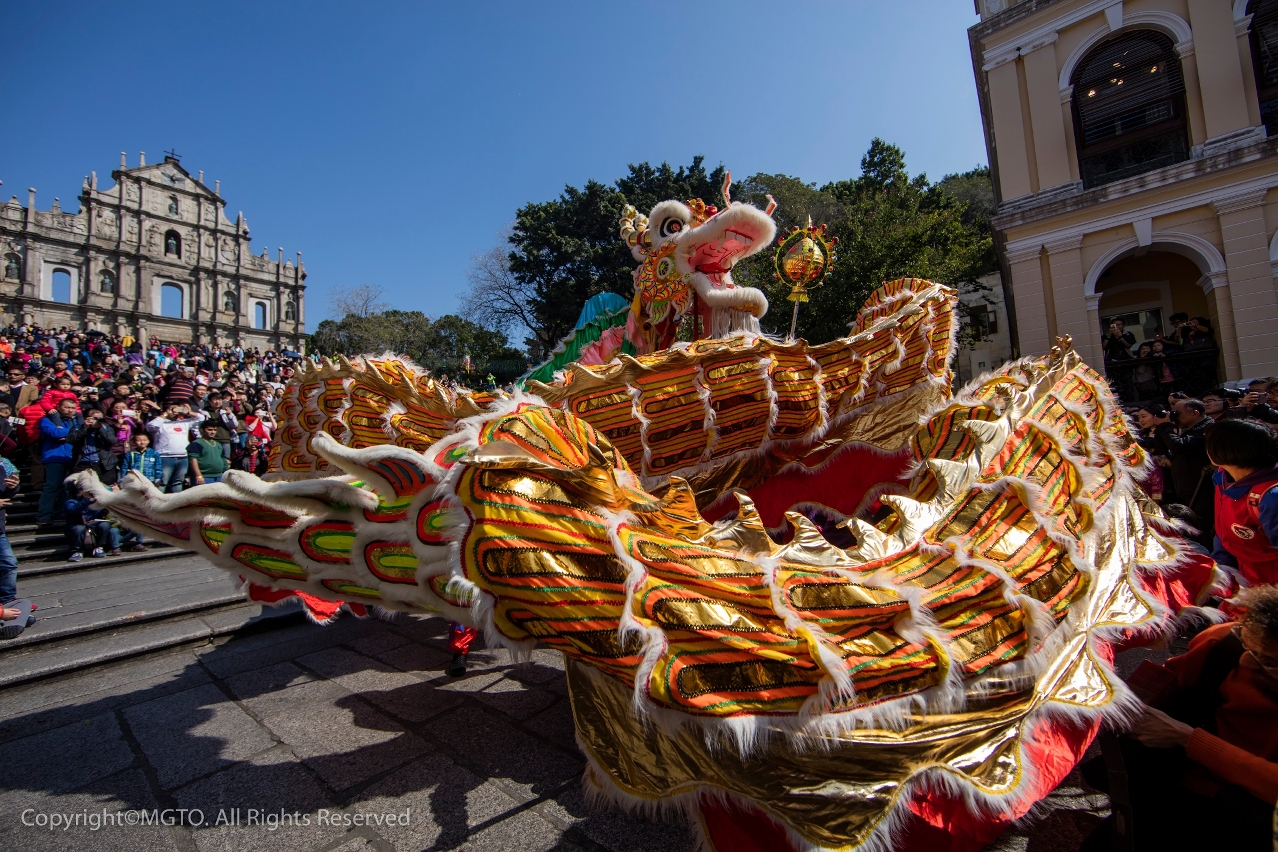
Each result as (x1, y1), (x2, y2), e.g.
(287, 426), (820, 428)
(0, 1), (985, 331)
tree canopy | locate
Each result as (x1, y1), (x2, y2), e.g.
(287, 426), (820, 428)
(465, 143), (997, 352)
(312, 286), (526, 383)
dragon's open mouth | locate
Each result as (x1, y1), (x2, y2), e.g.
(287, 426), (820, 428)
(679, 207), (775, 286)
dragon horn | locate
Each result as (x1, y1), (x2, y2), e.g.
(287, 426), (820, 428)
(721, 171), (732, 206)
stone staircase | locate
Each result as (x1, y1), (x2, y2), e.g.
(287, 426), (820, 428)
(0, 465), (304, 687)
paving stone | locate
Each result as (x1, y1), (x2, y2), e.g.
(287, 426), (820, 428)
(172, 748), (345, 852)
(0, 648), (208, 743)
(344, 626), (410, 658)
(539, 785), (696, 852)
(257, 693), (430, 791)
(447, 808), (582, 852)
(327, 839), (376, 852)
(373, 642), (452, 675)
(348, 752), (523, 851)
(198, 619), (365, 679)
(296, 647), (377, 679)
(356, 675), (466, 724)
(473, 675), (557, 720)
(429, 707), (583, 800)
(0, 712), (133, 797)
(223, 662), (315, 702)
(122, 683), (277, 790)
(435, 669), (504, 694)
(521, 700), (578, 750)
(0, 769), (178, 852)
(385, 615), (451, 642)
(506, 649), (567, 684)
(239, 676), (351, 721)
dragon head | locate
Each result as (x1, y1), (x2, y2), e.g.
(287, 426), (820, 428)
(618, 173), (776, 349)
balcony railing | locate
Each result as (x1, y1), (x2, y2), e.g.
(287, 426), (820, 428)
(1102, 349), (1220, 405)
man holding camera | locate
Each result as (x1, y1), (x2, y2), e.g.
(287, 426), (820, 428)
(1156, 399), (1216, 545)
(145, 403), (204, 493)
(1102, 318), (1136, 362)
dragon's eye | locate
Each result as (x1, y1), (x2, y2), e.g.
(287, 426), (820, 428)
(659, 218), (684, 238)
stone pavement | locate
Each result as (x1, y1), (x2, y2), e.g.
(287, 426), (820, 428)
(0, 609), (1156, 852)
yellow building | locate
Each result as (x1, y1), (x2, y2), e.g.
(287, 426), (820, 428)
(970, 0), (1278, 399)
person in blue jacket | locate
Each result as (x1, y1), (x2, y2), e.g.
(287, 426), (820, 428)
(36, 397), (83, 529)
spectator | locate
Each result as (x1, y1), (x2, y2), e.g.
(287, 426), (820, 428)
(1201, 388), (1242, 422)
(73, 407), (119, 487)
(1207, 419), (1278, 587)
(7, 366), (35, 410)
(63, 481), (120, 560)
(1132, 344), (1158, 400)
(1102, 319), (1136, 361)
(231, 433), (269, 475)
(119, 432), (162, 491)
(1156, 399), (1215, 545)
(145, 403), (203, 493)
(36, 397), (83, 529)
(1134, 403), (1173, 502)
(1237, 380), (1278, 424)
(187, 420), (229, 486)
(0, 463), (23, 635)
(1084, 585), (1278, 849)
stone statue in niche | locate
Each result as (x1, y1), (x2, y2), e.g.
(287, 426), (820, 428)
(224, 290), (238, 313)
(4, 255), (19, 280)
(168, 197), (180, 217)
(99, 270), (116, 294)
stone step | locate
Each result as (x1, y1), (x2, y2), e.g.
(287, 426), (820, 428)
(0, 599), (305, 688)
(3, 556), (246, 650)
(16, 545), (190, 578)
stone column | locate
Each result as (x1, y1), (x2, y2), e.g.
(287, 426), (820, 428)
(1044, 235), (1101, 365)
(1006, 243), (1052, 357)
(1200, 271), (1242, 381)
(1187, 0), (1255, 142)
(986, 58), (1034, 200)
(1022, 36), (1073, 191)
(1213, 190), (1278, 375)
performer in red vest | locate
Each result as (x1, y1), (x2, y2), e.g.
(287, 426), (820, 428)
(1208, 419), (1278, 587)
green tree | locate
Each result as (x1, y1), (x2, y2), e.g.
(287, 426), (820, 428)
(733, 140), (996, 344)
(498, 157), (726, 353)
(311, 286), (527, 383)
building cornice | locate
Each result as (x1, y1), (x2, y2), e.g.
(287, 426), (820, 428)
(1198, 271), (1229, 294)
(1043, 233), (1085, 253)
(992, 137), (1278, 232)
(1211, 188), (1270, 216)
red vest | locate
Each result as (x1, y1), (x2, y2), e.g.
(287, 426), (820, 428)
(1215, 468), (1278, 587)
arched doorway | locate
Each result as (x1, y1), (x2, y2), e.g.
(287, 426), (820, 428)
(1091, 248), (1221, 404)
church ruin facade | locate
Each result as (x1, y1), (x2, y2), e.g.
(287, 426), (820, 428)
(0, 152), (306, 351)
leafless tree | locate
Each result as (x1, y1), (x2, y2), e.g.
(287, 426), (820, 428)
(461, 245), (539, 343)
(330, 283), (387, 319)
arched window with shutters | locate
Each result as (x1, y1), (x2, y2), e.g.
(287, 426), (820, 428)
(1249, 0), (1278, 135)
(1071, 30), (1190, 188)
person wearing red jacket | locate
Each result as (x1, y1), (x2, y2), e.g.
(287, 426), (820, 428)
(1083, 585), (1278, 850)
(1207, 419), (1278, 587)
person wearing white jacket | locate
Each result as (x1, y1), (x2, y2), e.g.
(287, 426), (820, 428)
(145, 403), (206, 493)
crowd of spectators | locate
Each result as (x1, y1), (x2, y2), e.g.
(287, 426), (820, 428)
(0, 323), (305, 639)
(1103, 313), (1219, 404)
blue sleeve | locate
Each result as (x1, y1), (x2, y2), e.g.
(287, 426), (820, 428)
(39, 417), (70, 439)
(1212, 534), (1239, 568)
(1259, 486), (1278, 549)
